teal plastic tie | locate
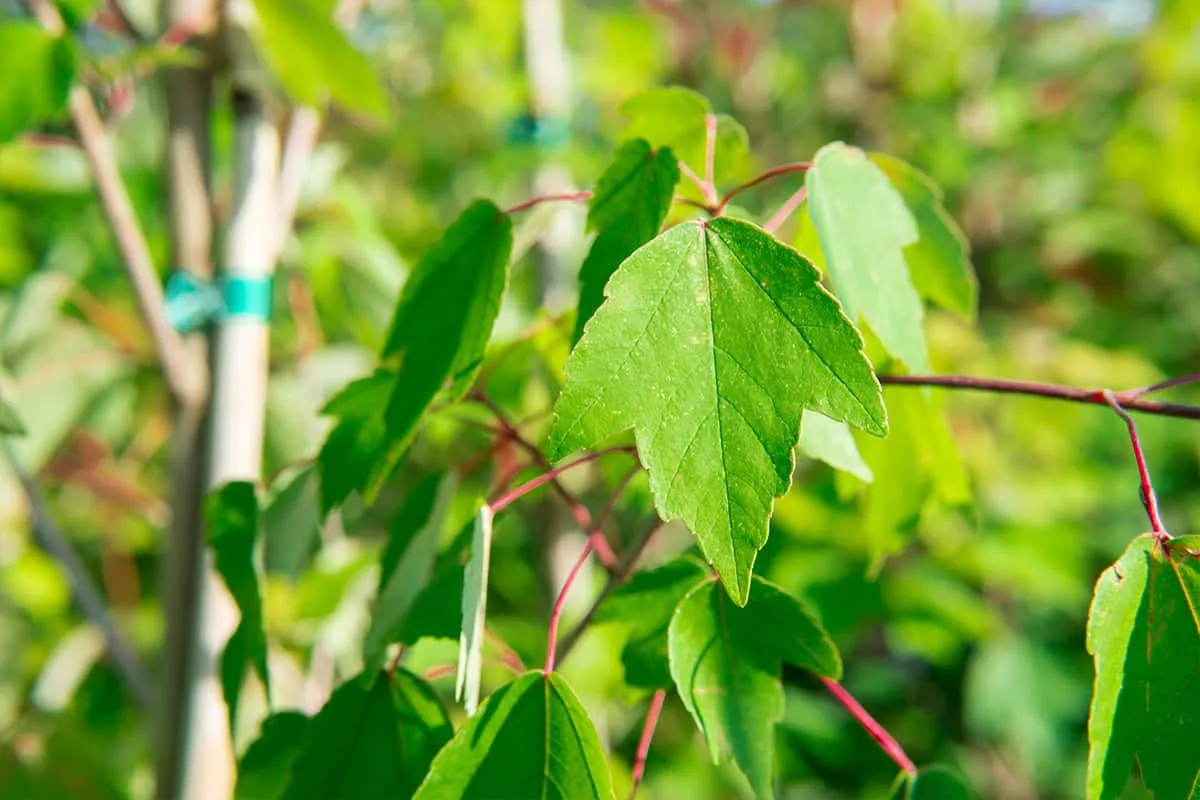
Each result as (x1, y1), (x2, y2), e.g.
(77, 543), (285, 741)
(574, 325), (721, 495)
(166, 272), (273, 333)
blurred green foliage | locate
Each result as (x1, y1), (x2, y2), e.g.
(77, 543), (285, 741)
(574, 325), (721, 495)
(1, 0), (1198, 798)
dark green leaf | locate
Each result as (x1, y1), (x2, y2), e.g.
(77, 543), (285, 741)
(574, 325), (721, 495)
(371, 200), (512, 494)
(806, 142), (929, 371)
(1086, 534), (1200, 800)
(54, 0), (103, 29)
(281, 669), (451, 800)
(316, 369), (400, 512)
(399, 562), (464, 645)
(550, 217), (885, 604)
(363, 473), (456, 670)
(620, 87), (749, 190)
(798, 410), (872, 482)
(669, 576), (841, 798)
(0, 22), (75, 143)
(413, 671), (615, 800)
(871, 154), (978, 320)
(457, 504), (494, 715)
(251, 0), (389, 119)
(263, 466), (322, 580)
(574, 138), (679, 342)
(236, 711), (309, 800)
(206, 482), (268, 732)
(594, 556), (710, 688)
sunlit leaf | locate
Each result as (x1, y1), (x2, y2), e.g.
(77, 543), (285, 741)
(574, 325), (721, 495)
(799, 410), (873, 482)
(1086, 534), (1200, 800)
(574, 138), (679, 342)
(871, 153), (978, 320)
(206, 482), (268, 733)
(281, 670), (451, 799)
(457, 504), (494, 715)
(669, 576), (841, 798)
(806, 142), (929, 371)
(594, 556), (710, 688)
(550, 217), (885, 604)
(414, 671), (615, 800)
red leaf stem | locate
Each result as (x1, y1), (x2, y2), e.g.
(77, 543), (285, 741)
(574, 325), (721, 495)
(628, 690), (666, 799)
(821, 677), (917, 776)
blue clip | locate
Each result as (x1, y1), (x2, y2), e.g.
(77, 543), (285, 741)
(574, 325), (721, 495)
(166, 272), (274, 334)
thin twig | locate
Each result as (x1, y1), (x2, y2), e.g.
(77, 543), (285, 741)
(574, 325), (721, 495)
(677, 162), (710, 202)
(556, 519), (664, 665)
(1102, 390), (1169, 538)
(3, 441), (154, 709)
(28, 0), (205, 407)
(879, 373), (1200, 421)
(488, 447), (634, 514)
(471, 390), (620, 568)
(717, 162), (811, 215)
(1121, 371), (1200, 400)
(764, 185), (807, 235)
(628, 690), (666, 799)
(506, 191), (593, 215)
(702, 113), (718, 205)
(821, 677), (917, 777)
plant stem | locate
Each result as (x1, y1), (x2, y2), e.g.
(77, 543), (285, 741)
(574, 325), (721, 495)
(764, 185), (807, 235)
(544, 539), (594, 673)
(703, 113), (718, 204)
(1101, 390), (1169, 537)
(879, 373), (1200, 421)
(27, 0), (205, 406)
(506, 191), (593, 215)
(488, 447), (633, 514)
(821, 677), (917, 777)
(628, 690), (666, 799)
(717, 162), (811, 215)
(1122, 371), (1200, 399)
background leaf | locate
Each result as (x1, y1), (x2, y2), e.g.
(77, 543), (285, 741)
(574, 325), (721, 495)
(806, 142), (929, 372)
(574, 138), (679, 342)
(363, 473), (456, 670)
(263, 466), (322, 580)
(235, 711), (309, 800)
(281, 669), (451, 800)
(205, 482), (269, 733)
(251, 0), (389, 119)
(413, 671), (615, 800)
(593, 555), (710, 688)
(550, 217), (885, 603)
(871, 153), (978, 320)
(0, 22), (74, 143)
(798, 410), (873, 482)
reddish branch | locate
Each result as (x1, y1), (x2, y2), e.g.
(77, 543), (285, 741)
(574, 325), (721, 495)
(488, 447), (633, 513)
(506, 191), (592, 215)
(880, 374), (1200, 421)
(629, 690), (667, 799)
(821, 677), (917, 777)
(1102, 390), (1169, 538)
(764, 186), (808, 235)
(717, 162), (811, 214)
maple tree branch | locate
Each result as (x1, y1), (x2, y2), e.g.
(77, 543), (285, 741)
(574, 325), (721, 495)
(470, 391), (619, 568)
(1102, 390), (1169, 538)
(878, 374), (1200, 421)
(628, 690), (666, 799)
(544, 465), (637, 672)
(764, 185), (808, 235)
(488, 447), (634, 514)
(557, 519), (664, 665)
(821, 677), (917, 777)
(717, 162), (811, 215)
(506, 191), (593, 215)
(28, 0), (205, 408)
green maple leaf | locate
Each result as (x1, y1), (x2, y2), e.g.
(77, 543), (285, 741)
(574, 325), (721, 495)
(806, 142), (929, 372)
(1086, 534), (1200, 799)
(669, 576), (841, 799)
(574, 138), (679, 343)
(550, 217), (885, 604)
(413, 671), (615, 800)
